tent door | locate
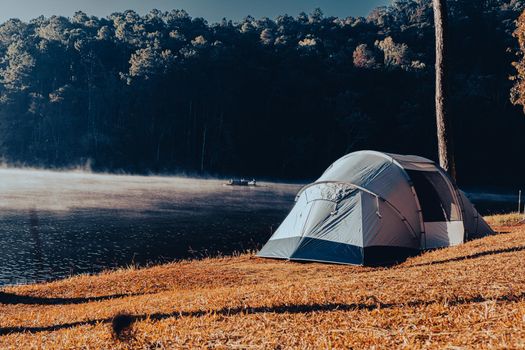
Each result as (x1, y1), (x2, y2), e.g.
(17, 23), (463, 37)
(406, 170), (464, 249)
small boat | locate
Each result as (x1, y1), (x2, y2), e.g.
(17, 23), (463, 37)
(225, 178), (257, 187)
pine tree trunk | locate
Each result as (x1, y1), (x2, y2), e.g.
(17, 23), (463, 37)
(433, 0), (456, 180)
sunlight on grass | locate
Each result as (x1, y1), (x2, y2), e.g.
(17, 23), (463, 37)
(484, 212), (524, 226)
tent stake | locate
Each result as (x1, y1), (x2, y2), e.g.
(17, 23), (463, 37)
(519, 190), (522, 214)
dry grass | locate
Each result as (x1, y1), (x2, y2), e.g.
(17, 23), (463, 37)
(1, 217), (525, 349)
(485, 212), (524, 227)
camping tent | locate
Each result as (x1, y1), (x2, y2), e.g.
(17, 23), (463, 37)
(258, 151), (494, 266)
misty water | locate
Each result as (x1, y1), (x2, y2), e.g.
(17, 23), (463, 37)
(0, 168), (519, 286)
(0, 168), (300, 286)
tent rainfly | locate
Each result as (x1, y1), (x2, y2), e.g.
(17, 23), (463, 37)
(258, 151), (494, 266)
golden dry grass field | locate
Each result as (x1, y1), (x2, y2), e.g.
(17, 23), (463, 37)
(0, 213), (524, 349)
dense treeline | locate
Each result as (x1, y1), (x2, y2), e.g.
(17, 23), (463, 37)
(1, 0), (525, 185)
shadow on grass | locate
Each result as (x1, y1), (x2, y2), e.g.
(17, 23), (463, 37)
(401, 245), (525, 269)
(0, 292), (144, 306)
(1, 291), (524, 336)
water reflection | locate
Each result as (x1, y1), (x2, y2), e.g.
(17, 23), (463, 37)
(29, 208), (44, 276)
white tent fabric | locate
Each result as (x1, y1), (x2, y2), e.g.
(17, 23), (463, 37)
(258, 151), (494, 266)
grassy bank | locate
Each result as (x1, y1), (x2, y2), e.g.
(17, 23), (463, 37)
(0, 215), (524, 349)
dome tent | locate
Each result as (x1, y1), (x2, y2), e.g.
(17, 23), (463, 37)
(257, 151), (494, 266)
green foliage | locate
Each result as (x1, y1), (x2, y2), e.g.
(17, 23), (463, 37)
(0, 2), (522, 184)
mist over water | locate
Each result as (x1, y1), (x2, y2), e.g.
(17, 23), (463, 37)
(0, 168), (300, 286)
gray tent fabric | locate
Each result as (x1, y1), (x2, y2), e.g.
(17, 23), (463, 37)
(258, 150), (494, 266)
(458, 190), (494, 240)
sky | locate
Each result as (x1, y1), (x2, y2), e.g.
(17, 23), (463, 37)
(0, 0), (391, 23)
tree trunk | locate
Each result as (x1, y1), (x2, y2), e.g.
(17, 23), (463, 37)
(433, 0), (456, 180)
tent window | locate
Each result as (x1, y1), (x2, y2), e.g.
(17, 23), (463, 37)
(407, 170), (460, 222)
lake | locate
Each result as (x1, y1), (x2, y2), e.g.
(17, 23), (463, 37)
(0, 168), (518, 286)
(0, 168), (300, 286)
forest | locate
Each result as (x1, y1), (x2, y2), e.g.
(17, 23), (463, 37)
(0, 0), (524, 186)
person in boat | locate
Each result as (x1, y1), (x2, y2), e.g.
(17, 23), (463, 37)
(227, 178), (256, 186)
